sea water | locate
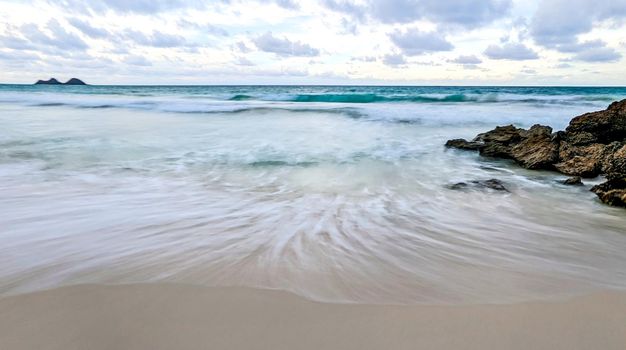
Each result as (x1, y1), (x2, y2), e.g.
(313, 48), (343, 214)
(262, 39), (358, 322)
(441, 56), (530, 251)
(1, 85), (626, 304)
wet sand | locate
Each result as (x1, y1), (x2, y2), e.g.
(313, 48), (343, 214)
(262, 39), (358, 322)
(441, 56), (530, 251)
(1, 283), (625, 350)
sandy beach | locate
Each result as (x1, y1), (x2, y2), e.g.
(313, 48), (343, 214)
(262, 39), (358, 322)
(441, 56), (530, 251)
(1, 283), (625, 350)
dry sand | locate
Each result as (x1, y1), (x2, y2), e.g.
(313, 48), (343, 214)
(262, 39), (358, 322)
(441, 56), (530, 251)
(1, 283), (625, 350)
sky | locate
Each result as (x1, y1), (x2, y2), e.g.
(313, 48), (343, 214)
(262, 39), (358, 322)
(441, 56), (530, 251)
(0, 0), (625, 85)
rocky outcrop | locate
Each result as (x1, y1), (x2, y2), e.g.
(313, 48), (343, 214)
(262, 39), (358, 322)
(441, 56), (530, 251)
(34, 78), (87, 85)
(446, 99), (626, 207)
(445, 124), (559, 170)
(64, 78), (87, 85)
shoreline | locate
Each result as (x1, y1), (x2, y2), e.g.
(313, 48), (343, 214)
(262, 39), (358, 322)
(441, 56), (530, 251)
(2, 283), (625, 350)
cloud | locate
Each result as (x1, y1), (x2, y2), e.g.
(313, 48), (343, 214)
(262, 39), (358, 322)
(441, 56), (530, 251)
(252, 32), (320, 57)
(235, 57), (255, 66)
(234, 41), (252, 53)
(382, 53), (406, 66)
(51, 0), (205, 14)
(1, 20), (89, 55)
(450, 55), (482, 64)
(389, 29), (453, 55)
(484, 42), (538, 60)
(530, 0), (626, 48)
(547, 39), (622, 63)
(555, 62), (572, 68)
(324, 0), (511, 28)
(271, 0), (300, 9)
(0, 50), (41, 61)
(178, 19), (229, 36)
(123, 55), (152, 66)
(68, 18), (110, 38)
(124, 30), (187, 48)
(573, 47), (622, 62)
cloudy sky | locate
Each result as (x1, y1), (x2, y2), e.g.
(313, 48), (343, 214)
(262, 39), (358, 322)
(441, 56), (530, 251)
(1, 0), (625, 85)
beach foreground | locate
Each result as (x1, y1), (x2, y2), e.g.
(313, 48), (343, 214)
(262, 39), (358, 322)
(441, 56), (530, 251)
(1, 284), (625, 350)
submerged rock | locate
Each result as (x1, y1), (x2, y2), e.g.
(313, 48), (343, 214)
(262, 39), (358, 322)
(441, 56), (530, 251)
(562, 176), (583, 186)
(448, 179), (509, 192)
(445, 99), (626, 207)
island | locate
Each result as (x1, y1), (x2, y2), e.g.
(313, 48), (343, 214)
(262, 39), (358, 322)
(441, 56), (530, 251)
(35, 78), (87, 85)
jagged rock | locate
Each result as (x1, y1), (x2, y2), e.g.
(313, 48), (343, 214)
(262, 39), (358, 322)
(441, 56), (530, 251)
(445, 139), (483, 150)
(562, 176), (583, 186)
(448, 179), (509, 192)
(591, 178), (626, 207)
(445, 99), (626, 207)
(554, 143), (605, 177)
(602, 143), (626, 180)
(510, 125), (559, 169)
(565, 99), (626, 145)
(446, 124), (559, 169)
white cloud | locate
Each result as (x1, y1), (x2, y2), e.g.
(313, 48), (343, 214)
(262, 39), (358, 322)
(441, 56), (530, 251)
(0, 0), (624, 84)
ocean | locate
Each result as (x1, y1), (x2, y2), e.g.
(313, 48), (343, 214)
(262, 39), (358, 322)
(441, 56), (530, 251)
(1, 85), (626, 304)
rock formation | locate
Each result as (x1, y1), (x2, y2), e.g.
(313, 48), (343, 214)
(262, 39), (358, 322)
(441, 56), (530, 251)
(35, 78), (62, 85)
(35, 78), (87, 85)
(446, 99), (626, 207)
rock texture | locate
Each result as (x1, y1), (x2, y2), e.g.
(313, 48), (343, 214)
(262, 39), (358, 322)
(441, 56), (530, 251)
(562, 176), (583, 186)
(35, 78), (87, 85)
(448, 179), (509, 192)
(446, 99), (626, 207)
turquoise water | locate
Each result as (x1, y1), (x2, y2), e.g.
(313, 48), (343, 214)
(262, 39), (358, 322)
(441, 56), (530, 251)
(1, 85), (626, 304)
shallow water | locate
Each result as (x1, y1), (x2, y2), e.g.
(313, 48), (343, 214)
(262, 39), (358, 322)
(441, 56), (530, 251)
(1, 85), (626, 304)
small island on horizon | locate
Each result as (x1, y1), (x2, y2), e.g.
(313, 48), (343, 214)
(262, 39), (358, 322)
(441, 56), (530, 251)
(35, 78), (87, 85)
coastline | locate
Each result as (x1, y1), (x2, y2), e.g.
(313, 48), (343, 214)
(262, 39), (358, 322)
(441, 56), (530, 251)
(1, 283), (625, 350)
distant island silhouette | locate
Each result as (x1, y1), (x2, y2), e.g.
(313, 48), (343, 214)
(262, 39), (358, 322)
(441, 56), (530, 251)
(35, 78), (87, 85)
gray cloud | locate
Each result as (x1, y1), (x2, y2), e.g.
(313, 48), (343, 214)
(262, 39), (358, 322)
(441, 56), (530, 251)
(68, 18), (110, 38)
(324, 0), (511, 29)
(484, 42), (538, 60)
(252, 32), (319, 57)
(573, 47), (622, 62)
(0, 20), (89, 55)
(382, 53), (406, 66)
(531, 0), (626, 49)
(389, 29), (453, 56)
(0, 50), (41, 61)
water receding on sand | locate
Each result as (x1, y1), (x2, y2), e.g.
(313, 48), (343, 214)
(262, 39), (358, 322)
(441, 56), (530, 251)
(1, 86), (626, 304)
